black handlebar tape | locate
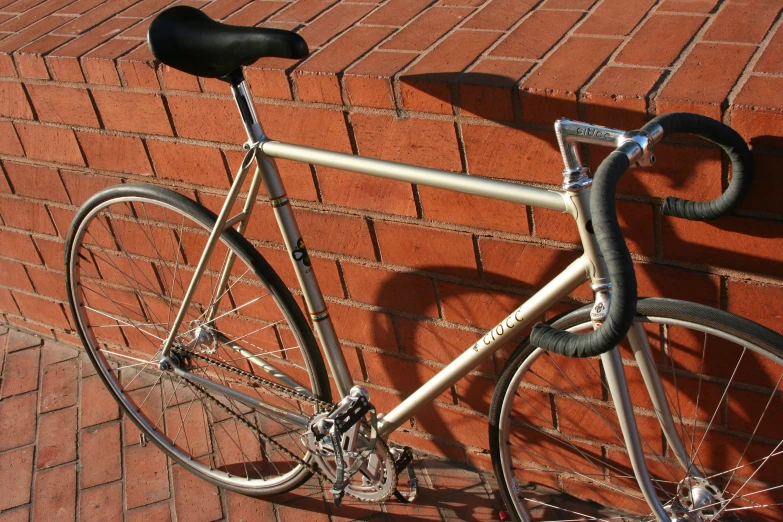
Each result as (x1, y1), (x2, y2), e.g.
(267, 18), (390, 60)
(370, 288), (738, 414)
(641, 112), (753, 221)
(530, 151), (637, 358)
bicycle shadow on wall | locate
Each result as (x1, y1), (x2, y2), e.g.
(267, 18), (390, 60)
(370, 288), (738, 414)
(346, 73), (783, 489)
(363, 265), (783, 512)
(361, 264), (690, 447)
(395, 72), (783, 310)
(400, 71), (783, 246)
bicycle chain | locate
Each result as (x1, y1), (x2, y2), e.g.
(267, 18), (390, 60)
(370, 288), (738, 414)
(184, 378), (327, 479)
(172, 347), (399, 503)
(174, 347), (333, 411)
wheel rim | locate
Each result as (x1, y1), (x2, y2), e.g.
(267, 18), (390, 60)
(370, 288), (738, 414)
(68, 195), (322, 491)
(497, 315), (783, 521)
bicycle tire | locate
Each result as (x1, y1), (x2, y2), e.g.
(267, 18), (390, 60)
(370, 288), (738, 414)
(490, 297), (783, 521)
(65, 183), (330, 496)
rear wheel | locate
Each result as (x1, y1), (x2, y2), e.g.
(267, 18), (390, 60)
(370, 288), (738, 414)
(65, 184), (330, 496)
(490, 298), (783, 521)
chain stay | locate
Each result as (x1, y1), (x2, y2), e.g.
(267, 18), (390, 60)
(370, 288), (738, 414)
(173, 347), (329, 479)
(185, 379), (326, 479)
(172, 347), (402, 503)
(176, 347), (332, 411)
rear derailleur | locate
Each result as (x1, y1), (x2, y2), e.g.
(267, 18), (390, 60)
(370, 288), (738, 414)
(303, 386), (418, 507)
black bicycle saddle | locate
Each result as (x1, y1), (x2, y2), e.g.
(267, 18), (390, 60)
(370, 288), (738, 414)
(147, 6), (309, 79)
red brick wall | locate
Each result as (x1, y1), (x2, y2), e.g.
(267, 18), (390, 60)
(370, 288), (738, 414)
(0, 0), (782, 468)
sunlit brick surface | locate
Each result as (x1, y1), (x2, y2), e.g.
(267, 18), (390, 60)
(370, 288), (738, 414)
(0, 327), (503, 521)
(0, 0), (781, 502)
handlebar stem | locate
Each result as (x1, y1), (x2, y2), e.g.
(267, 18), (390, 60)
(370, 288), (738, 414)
(554, 119), (663, 190)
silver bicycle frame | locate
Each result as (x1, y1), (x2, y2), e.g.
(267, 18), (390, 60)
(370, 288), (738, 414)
(160, 78), (678, 521)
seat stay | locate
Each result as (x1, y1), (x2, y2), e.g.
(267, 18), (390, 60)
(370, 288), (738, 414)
(159, 146), (256, 358)
(204, 146), (265, 324)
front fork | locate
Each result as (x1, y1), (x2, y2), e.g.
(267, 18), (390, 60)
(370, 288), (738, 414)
(595, 297), (700, 521)
(560, 119), (692, 520)
(602, 346), (671, 522)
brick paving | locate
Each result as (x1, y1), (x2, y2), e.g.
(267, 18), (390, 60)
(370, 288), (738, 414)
(0, 327), (505, 521)
(0, 0), (781, 498)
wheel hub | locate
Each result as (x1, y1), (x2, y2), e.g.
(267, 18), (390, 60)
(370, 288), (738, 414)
(190, 321), (218, 354)
(672, 476), (726, 521)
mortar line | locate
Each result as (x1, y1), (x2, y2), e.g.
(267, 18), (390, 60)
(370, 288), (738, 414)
(647, 0), (730, 116)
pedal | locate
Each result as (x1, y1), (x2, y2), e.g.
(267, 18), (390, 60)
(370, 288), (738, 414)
(311, 386), (378, 508)
(393, 446), (413, 474)
(391, 446), (418, 504)
(311, 386), (372, 441)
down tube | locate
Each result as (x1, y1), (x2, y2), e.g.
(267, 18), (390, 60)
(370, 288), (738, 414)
(377, 256), (591, 437)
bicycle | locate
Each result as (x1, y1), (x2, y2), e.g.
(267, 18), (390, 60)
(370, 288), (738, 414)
(63, 6), (783, 522)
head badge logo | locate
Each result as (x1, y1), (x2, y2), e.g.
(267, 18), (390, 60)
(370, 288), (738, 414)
(292, 237), (311, 267)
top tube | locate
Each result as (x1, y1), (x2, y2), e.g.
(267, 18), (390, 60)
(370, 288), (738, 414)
(260, 140), (571, 214)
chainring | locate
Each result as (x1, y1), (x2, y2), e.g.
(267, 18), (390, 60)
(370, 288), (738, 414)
(173, 347), (398, 502)
(304, 413), (398, 503)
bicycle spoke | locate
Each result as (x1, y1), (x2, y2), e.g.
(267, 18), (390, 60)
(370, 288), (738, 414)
(724, 502), (783, 512)
(180, 295), (265, 339)
(216, 344), (303, 366)
(522, 496), (646, 521)
(496, 309), (783, 522)
(84, 304), (165, 344)
(99, 349), (154, 365)
(703, 449), (783, 481)
(70, 191), (328, 495)
(102, 210), (171, 338)
(165, 211), (187, 327)
(720, 371), (783, 498)
(170, 389), (198, 456)
(713, 438), (783, 518)
(546, 353), (682, 492)
(512, 359), (670, 513)
(691, 348), (746, 464)
(133, 373), (165, 408)
(511, 389), (646, 488)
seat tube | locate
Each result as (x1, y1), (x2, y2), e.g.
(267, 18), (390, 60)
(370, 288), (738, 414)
(201, 73), (266, 323)
(228, 72), (354, 398)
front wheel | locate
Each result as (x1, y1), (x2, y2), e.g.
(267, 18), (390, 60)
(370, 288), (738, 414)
(65, 184), (330, 496)
(490, 297), (783, 521)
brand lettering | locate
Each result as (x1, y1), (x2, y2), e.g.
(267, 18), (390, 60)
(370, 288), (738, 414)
(576, 127), (613, 140)
(472, 311), (525, 352)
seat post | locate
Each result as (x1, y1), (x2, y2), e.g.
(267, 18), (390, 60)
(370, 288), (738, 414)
(224, 68), (265, 143)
